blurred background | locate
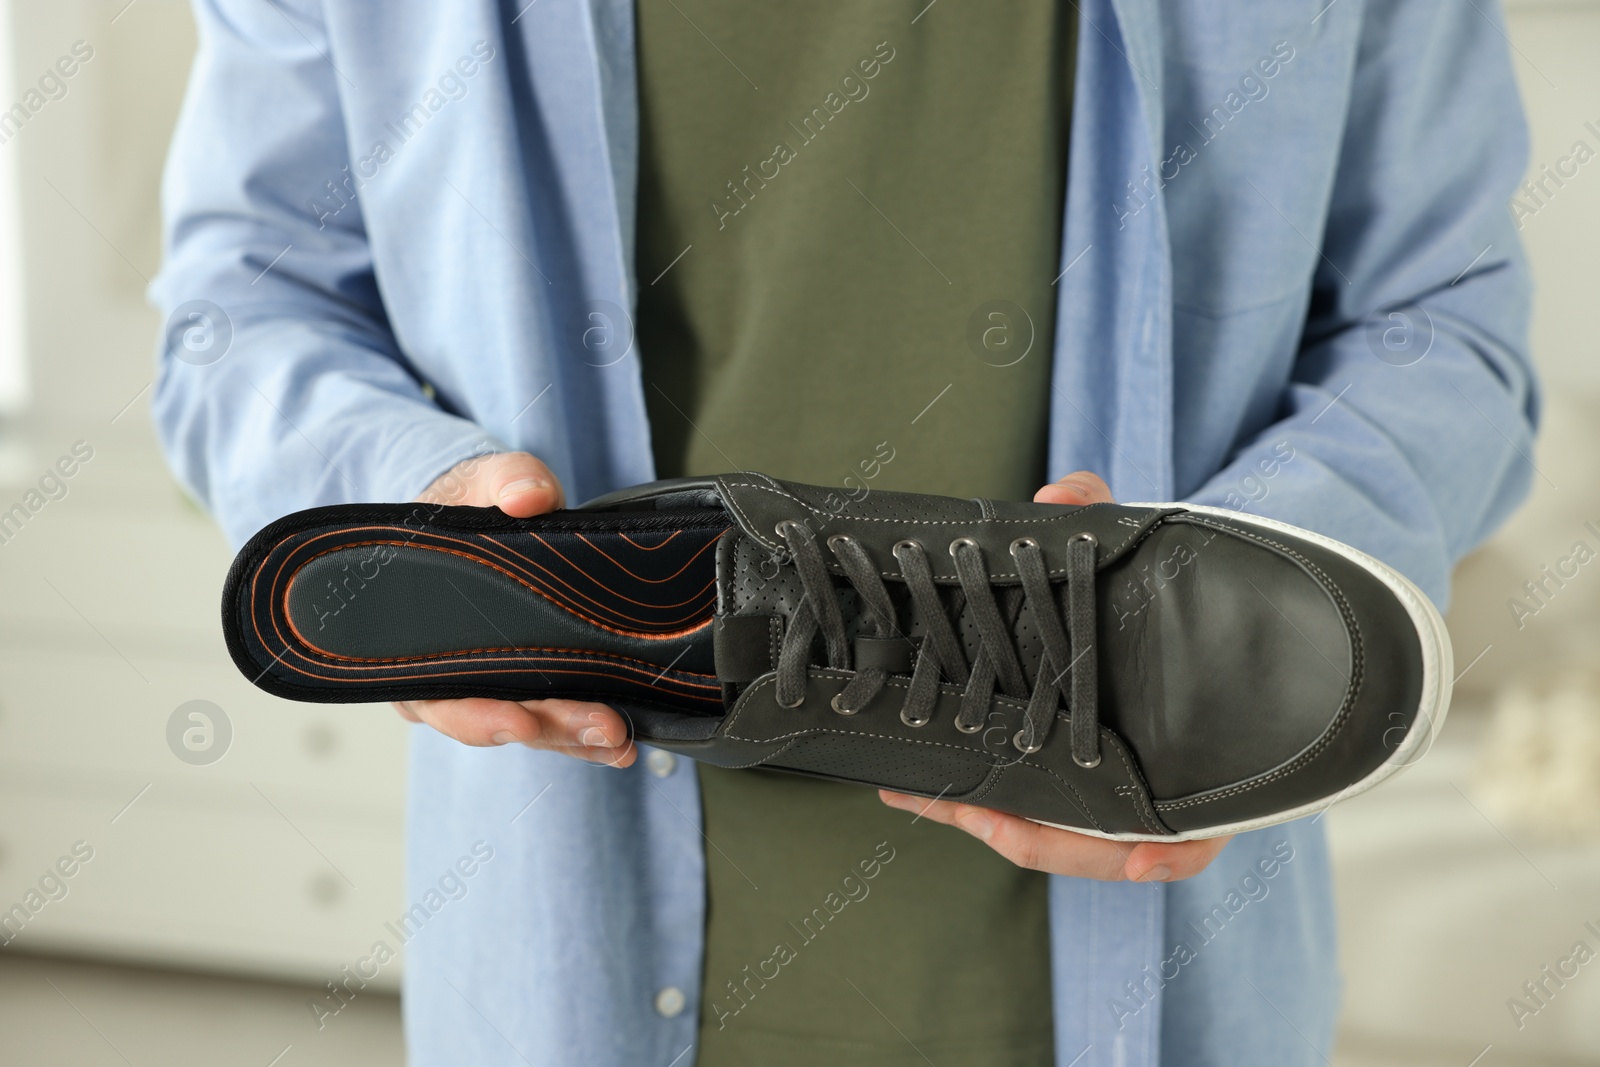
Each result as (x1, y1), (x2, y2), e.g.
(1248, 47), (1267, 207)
(0, 1), (1596, 1064)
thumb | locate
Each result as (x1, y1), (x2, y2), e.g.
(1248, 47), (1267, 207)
(1034, 471), (1115, 507)
(419, 451), (566, 517)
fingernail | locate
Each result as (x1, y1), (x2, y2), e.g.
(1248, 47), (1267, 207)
(1137, 865), (1172, 883)
(957, 812), (995, 842)
(580, 727), (614, 748)
(498, 478), (548, 502)
(491, 731), (519, 746)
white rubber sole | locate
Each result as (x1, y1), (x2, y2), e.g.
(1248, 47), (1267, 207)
(1030, 503), (1453, 843)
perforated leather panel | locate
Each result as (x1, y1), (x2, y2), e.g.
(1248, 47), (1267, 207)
(773, 733), (988, 795)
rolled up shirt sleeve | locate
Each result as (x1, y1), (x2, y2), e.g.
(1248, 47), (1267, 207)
(149, 0), (505, 548)
(1185, 0), (1540, 609)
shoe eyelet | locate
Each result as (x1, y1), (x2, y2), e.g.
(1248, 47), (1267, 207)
(892, 538), (923, 556)
(778, 691), (806, 709)
(900, 708), (931, 728)
(1013, 729), (1044, 755)
(830, 694), (859, 716)
(1072, 752), (1102, 769)
(827, 534), (853, 553)
(1008, 537), (1039, 558)
(948, 536), (980, 559)
(954, 720), (984, 734)
(1071, 531), (1098, 546)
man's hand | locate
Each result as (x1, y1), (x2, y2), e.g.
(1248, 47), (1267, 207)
(392, 451), (637, 768)
(879, 470), (1233, 881)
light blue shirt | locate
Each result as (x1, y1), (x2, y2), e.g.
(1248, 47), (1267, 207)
(150, 1), (1537, 1063)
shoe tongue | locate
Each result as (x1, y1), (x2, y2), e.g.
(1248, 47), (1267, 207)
(942, 585), (1050, 690)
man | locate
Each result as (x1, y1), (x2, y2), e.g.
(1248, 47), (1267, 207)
(151, 1), (1537, 1064)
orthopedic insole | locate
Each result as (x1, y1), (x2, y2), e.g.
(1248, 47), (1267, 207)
(223, 503), (731, 709)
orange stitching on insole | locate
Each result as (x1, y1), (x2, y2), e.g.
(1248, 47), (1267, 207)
(618, 529), (682, 551)
(448, 530), (719, 626)
(494, 531), (720, 619)
(571, 530), (718, 583)
(266, 654), (720, 695)
(249, 525), (723, 691)
(279, 537), (716, 646)
(293, 630), (713, 670)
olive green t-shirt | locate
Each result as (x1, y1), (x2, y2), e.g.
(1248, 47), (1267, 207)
(635, 3), (1075, 1063)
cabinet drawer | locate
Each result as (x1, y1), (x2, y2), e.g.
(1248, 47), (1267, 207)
(0, 647), (406, 806)
(0, 781), (405, 989)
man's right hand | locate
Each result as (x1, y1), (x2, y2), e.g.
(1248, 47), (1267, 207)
(391, 451), (637, 768)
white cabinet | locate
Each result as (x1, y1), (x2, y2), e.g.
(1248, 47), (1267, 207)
(0, 428), (409, 990)
(0, 0), (410, 991)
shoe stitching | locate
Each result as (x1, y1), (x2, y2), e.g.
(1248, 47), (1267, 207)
(738, 722), (1021, 759)
(1018, 734), (1160, 833)
(723, 671), (1140, 834)
(714, 738), (801, 770)
(962, 760), (1008, 804)
(724, 673), (1029, 753)
(1101, 737), (1165, 833)
(715, 475), (775, 556)
(723, 476), (1131, 537)
(723, 669), (1035, 735)
(717, 477), (1164, 578)
(968, 761), (1108, 834)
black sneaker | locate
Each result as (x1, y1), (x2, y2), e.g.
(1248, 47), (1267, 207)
(223, 473), (1450, 840)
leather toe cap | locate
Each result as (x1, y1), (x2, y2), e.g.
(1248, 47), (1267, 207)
(1100, 514), (1427, 833)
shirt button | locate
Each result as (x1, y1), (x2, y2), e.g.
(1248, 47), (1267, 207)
(645, 749), (677, 778)
(654, 986), (686, 1018)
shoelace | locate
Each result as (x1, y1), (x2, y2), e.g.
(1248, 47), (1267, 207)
(771, 520), (1102, 768)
